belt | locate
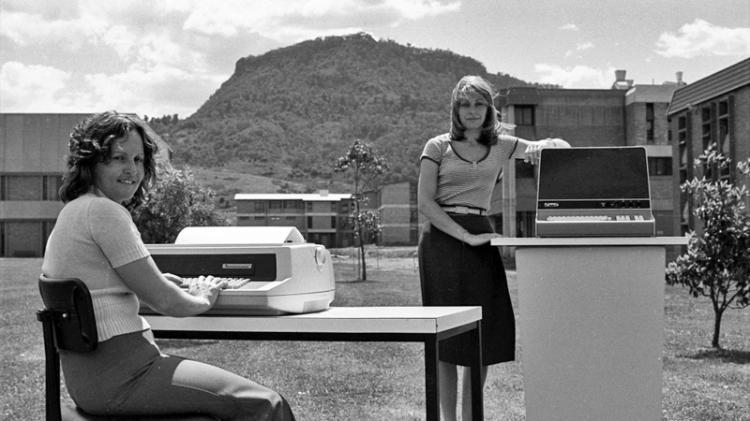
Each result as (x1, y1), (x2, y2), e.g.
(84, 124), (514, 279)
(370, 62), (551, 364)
(441, 206), (486, 216)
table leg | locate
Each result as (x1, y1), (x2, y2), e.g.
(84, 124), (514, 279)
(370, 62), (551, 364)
(425, 336), (439, 421)
(470, 322), (483, 421)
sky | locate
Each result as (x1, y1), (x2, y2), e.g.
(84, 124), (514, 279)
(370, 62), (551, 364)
(1, 0), (749, 119)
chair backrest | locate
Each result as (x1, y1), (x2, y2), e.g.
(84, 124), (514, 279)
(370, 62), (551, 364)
(38, 276), (98, 352)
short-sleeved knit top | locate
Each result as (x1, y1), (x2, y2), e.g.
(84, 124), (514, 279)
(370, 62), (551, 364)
(420, 133), (519, 211)
(42, 190), (151, 341)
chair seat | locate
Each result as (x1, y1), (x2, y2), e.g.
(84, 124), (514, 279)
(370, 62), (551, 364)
(62, 405), (217, 421)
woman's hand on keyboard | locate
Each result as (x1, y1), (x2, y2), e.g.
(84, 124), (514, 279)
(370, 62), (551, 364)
(187, 276), (228, 305)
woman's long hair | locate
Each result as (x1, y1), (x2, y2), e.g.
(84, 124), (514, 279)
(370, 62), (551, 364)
(59, 111), (157, 209)
(449, 75), (499, 145)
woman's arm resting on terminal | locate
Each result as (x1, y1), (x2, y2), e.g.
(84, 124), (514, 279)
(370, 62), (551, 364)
(115, 256), (226, 317)
(503, 135), (571, 165)
(417, 159), (501, 246)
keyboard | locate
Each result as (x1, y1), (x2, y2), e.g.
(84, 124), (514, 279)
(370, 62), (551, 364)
(545, 215), (648, 222)
(178, 276), (267, 291)
(536, 212), (655, 237)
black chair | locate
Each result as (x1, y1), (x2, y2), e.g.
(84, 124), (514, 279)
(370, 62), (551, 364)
(37, 275), (216, 421)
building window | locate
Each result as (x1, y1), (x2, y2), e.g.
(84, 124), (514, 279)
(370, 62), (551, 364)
(42, 175), (62, 201)
(717, 99), (731, 180)
(269, 201), (282, 209)
(4, 175), (43, 200)
(645, 103), (655, 143)
(307, 216), (313, 228)
(701, 105), (712, 152)
(515, 105), (535, 126)
(331, 216), (336, 228)
(254, 202), (266, 212)
(648, 157), (672, 176)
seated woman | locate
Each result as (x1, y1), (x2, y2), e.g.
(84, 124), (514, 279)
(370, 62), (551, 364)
(41, 111), (296, 421)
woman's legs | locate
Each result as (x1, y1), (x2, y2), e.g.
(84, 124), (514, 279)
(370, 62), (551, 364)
(461, 365), (488, 421)
(439, 361), (458, 421)
(117, 356), (295, 421)
(62, 332), (294, 421)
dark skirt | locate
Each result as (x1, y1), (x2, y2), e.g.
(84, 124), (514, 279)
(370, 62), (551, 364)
(418, 215), (516, 366)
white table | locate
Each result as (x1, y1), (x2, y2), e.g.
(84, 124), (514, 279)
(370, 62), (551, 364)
(492, 236), (687, 421)
(145, 306), (483, 421)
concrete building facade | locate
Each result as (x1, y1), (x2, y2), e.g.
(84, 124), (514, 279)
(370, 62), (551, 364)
(0, 113), (170, 257)
(667, 58), (750, 234)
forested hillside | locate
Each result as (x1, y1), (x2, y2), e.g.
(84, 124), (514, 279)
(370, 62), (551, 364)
(154, 33), (544, 190)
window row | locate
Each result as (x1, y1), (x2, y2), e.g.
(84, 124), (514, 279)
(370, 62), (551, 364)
(0, 174), (62, 201)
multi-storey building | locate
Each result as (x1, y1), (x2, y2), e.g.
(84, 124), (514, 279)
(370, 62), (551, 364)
(0, 113), (170, 257)
(234, 191), (354, 248)
(667, 58), (750, 234)
(363, 181), (420, 245)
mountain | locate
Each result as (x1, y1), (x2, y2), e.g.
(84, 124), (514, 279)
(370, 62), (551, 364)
(158, 32), (543, 191)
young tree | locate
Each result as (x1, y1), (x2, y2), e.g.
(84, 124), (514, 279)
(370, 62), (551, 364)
(334, 139), (388, 281)
(132, 163), (228, 243)
(666, 145), (750, 349)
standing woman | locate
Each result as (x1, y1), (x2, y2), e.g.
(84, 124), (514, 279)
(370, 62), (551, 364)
(42, 111), (296, 420)
(418, 76), (569, 421)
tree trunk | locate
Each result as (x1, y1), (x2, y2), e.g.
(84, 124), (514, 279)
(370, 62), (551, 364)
(359, 242), (367, 281)
(711, 307), (724, 349)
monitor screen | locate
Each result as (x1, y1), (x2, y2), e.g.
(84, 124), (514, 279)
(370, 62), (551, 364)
(537, 147), (650, 200)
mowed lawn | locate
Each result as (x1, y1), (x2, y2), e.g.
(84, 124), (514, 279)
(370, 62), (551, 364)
(1, 253), (749, 421)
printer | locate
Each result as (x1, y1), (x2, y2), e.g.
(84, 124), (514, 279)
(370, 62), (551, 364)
(139, 226), (335, 316)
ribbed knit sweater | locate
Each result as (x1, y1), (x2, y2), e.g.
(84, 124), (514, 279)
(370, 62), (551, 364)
(42, 191), (150, 341)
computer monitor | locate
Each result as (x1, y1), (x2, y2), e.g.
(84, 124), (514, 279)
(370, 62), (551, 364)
(537, 146), (651, 208)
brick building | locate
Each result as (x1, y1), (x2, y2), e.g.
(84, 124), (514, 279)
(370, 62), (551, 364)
(0, 113), (170, 257)
(667, 58), (750, 234)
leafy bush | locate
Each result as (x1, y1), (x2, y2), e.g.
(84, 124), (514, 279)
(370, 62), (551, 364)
(666, 145), (750, 348)
(132, 163), (228, 243)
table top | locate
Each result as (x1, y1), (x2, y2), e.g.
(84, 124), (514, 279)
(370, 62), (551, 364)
(145, 306), (482, 335)
(491, 236), (689, 247)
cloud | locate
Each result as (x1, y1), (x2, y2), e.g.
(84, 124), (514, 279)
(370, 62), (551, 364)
(655, 19), (750, 58)
(180, 0), (460, 41)
(534, 63), (615, 88)
(0, 62), (73, 111)
(565, 41), (595, 58)
(0, 0), (460, 116)
(560, 23), (579, 31)
(83, 65), (225, 118)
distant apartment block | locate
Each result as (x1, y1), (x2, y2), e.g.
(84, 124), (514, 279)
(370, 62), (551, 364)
(234, 183), (420, 248)
(234, 191), (354, 248)
(0, 113), (170, 257)
(667, 58), (750, 234)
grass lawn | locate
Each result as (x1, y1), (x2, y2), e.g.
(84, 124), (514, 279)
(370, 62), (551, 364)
(1, 252), (749, 420)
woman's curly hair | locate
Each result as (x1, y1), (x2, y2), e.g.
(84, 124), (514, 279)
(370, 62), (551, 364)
(59, 111), (158, 209)
(449, 75), (499, 146)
